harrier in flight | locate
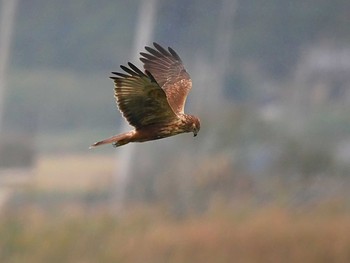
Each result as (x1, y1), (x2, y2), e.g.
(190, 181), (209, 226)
(90, 42), (200, 148)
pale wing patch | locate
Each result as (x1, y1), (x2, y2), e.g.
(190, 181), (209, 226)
(140, 43), (192, 114)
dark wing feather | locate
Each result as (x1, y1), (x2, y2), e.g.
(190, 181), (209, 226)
(140, 42), (192, 114)
(111, 62), (178, 129)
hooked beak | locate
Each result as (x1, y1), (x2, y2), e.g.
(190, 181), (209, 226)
(193, 132), (197, 137)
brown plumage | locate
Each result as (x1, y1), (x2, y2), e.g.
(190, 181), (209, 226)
(90, 42), (200, 148)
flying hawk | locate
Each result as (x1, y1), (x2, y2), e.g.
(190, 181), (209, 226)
(90, 42), (200, 148)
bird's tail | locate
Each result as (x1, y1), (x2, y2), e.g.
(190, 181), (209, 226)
(89, 131), (134, 149)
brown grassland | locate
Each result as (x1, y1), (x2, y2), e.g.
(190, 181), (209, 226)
(0, 154), (349, 263)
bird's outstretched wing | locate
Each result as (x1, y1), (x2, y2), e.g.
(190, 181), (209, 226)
(111, 62), (178, 129)
(140, 42), (192, 114)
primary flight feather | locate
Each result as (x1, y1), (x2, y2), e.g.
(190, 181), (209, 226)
(90, 42), (200, 148)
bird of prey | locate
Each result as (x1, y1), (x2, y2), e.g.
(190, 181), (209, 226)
(90, 42), (200, 148)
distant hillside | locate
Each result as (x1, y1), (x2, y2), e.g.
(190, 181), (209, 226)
(12, 0), (350, 76)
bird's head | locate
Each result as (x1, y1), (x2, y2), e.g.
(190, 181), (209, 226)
(188, 115), (200, 137)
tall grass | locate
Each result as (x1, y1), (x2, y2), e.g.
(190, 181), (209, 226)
(0, 205), (349, 263)
(1, 154), (349, 262)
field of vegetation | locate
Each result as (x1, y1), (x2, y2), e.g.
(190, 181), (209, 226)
(1, 155), (349, 263)
(1, 202), (350, 262)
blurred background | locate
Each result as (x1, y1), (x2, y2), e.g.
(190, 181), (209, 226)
(1, 0), (350, 262)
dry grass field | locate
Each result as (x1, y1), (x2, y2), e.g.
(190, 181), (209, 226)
(33, 154), (116, 190)
(0, 154), (349, 263)
(1, 206), (350, 263)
